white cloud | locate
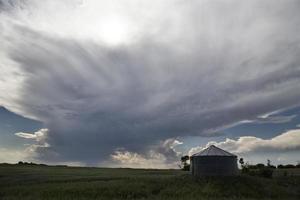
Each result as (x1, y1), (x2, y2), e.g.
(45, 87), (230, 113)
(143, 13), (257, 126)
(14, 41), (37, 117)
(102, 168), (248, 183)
(0, 148), (28, 163)
(15, 128), (48, 143)
(0, 146), (85, 166)
(14, 129), (51, 162)
(110, 138), (183, 168)
(189, 129), (300, 156)
(110, 150), (177, 169)
(15, 132), (37, 139)
(0, 130), (50, 164)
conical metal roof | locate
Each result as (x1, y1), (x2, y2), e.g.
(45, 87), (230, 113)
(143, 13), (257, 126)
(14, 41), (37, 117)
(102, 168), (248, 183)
(191, 145), (236, 157)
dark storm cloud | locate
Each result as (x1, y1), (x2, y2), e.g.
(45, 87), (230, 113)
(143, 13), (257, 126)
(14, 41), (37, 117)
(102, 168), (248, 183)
(1, 0), (300, 165)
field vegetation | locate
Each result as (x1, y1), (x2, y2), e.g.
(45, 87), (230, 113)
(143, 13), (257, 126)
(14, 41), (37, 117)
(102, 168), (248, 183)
(0, 164), (300, 200)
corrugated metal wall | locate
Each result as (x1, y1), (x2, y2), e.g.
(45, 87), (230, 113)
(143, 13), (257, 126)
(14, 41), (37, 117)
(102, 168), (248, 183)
(191, 156), (238, 176)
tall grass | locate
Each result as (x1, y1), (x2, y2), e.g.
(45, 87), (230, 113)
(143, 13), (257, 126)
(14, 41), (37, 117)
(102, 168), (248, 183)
(0, 165), (299, 200)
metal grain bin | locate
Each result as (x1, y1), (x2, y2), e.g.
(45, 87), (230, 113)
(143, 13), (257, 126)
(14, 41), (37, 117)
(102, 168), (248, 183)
(190, 145), (238, 176)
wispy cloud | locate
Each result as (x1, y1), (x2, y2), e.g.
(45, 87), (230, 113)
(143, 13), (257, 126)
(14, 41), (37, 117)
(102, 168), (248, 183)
(243, 114), (297, 124)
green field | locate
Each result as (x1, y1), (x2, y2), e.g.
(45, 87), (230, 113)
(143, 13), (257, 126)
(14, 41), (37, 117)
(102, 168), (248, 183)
(0, 164), (299, 200)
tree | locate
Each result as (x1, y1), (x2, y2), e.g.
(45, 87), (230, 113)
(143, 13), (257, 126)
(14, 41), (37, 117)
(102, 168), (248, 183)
(267, 159), (271, 167)
(277, 164), (284, 169)
(239, 158), (244, 167)
(180, 155), (190, 171)
(239, 158), (249, 174)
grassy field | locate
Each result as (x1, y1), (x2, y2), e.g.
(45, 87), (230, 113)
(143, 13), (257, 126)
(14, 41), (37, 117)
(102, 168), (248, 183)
(0, 164), (300, 200)
(273, 168), (300, 177)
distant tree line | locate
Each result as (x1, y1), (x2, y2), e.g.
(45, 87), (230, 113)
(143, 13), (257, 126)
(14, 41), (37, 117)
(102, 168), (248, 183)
(17, 161), (48, 166)
(16, 161), (68, 167)
(239, 158), (300, 178)
(239, 158), (300, 169)
(0, 161), (68, 168)
(277, 164), (300, 169)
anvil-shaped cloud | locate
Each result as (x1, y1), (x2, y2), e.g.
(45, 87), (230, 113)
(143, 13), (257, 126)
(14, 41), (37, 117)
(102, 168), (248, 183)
(0, 0), (300, 166)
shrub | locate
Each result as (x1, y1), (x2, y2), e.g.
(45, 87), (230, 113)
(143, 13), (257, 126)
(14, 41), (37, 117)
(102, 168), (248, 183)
(256, 163), (265, 169)
(241, 165), (250, 174)
(258, 167), (273, 178)
(182, 164), (190, 171)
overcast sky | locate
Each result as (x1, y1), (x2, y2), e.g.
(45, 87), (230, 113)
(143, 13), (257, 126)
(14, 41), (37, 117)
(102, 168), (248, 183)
(0, 0), (300, 168)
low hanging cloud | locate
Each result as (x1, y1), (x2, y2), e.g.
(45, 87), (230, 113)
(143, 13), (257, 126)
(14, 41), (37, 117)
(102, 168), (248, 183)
(110, 151), (176, 169)
(0, 0), (300, 166)
(189, 129), (300, 156)
(110, 139), (182, 169)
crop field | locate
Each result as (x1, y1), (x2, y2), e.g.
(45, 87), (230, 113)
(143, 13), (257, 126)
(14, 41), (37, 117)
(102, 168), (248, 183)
(0, 164), (300, 200)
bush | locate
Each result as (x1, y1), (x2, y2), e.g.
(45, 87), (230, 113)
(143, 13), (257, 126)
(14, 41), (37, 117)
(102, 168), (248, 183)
(268, 165), (276, 169)
(241, 166), (250, 174)
(258, 167), (273, 178)
(285, 164), (295, 168)
(241, 165), (274, 178)
(256, 163), (265, 169)
(182, 164), (190, 171)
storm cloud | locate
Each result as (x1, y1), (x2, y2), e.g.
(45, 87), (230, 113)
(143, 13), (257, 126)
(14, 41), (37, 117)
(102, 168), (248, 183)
(1, 0), (300, 166)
